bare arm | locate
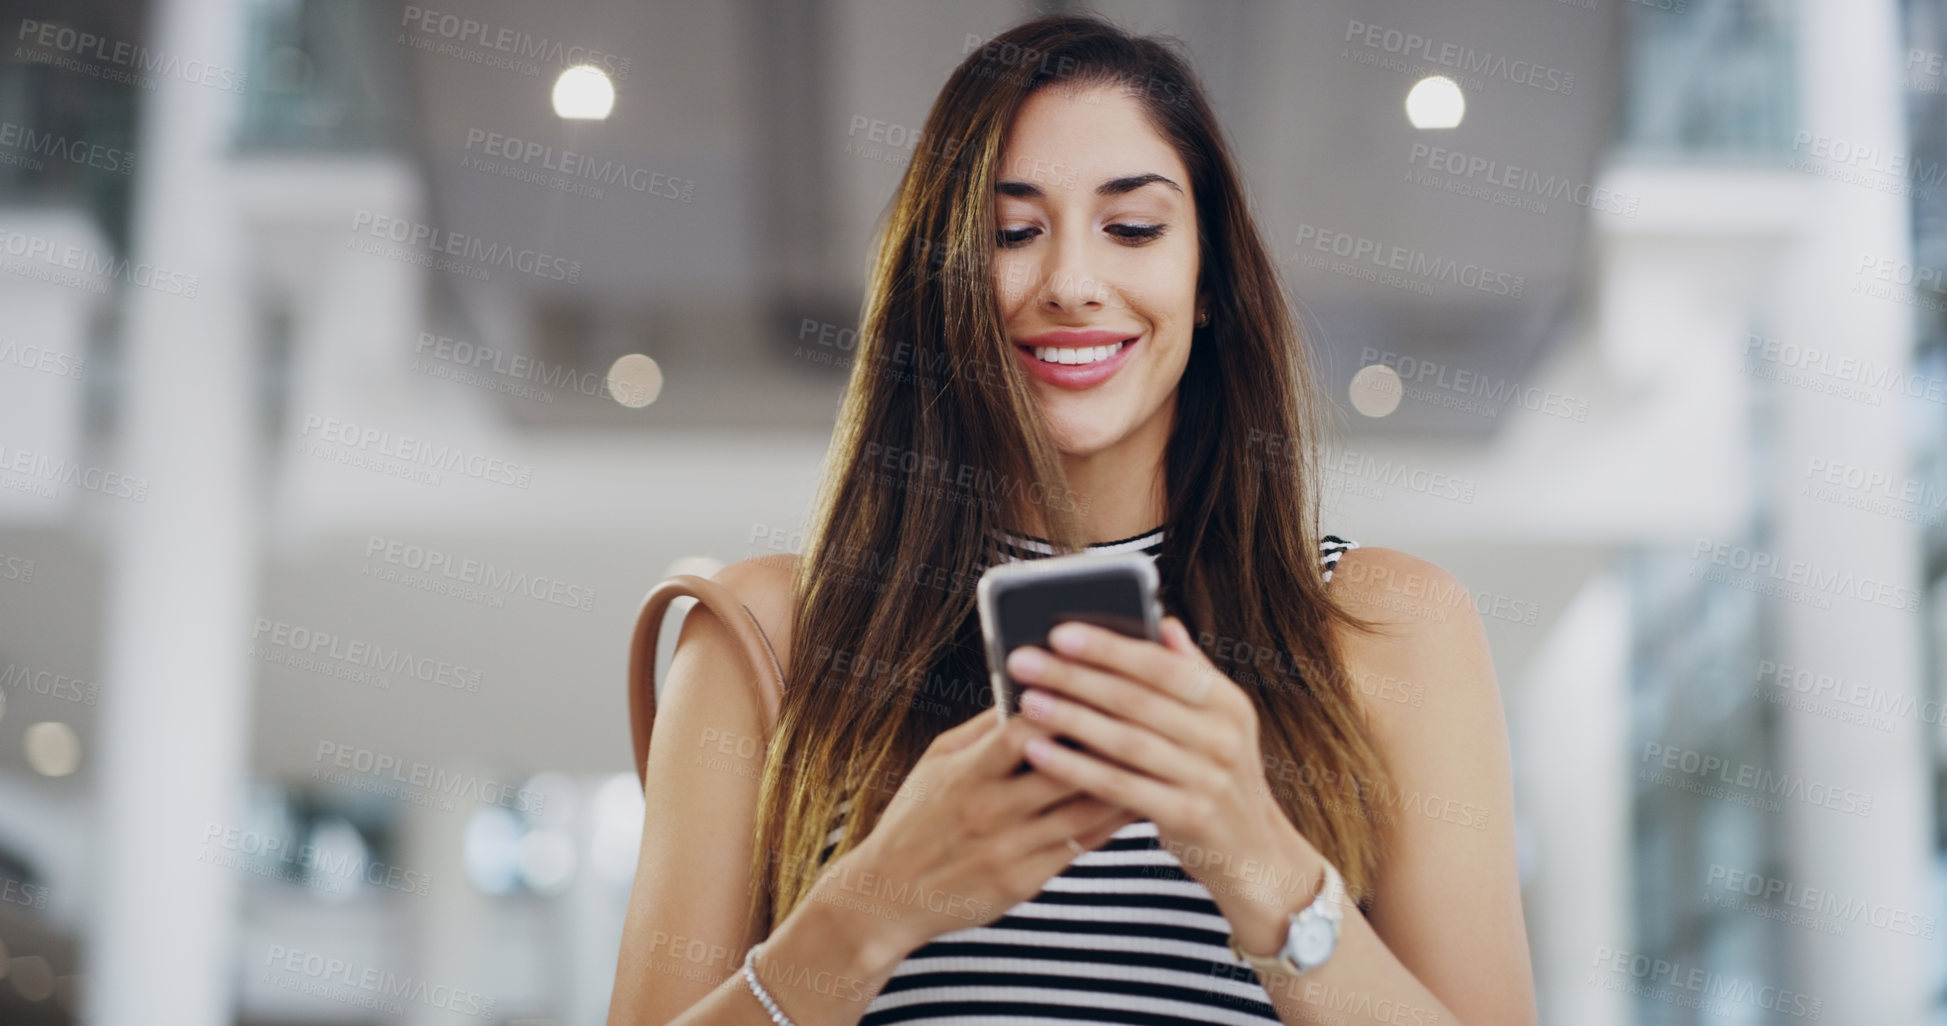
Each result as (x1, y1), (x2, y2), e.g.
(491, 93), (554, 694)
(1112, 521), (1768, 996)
(1300, 545), (1539, 1026)
(606, 557), (910, 1026)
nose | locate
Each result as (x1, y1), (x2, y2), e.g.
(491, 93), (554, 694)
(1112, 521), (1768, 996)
(1035, 232), (1111, 315)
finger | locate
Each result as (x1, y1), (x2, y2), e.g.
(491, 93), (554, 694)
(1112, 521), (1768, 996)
(927, 706), (1006, 760)
(1023, 732), (1188, 830)
(1072, 803), (1144, 850)
(1161, 616), (1196, 654)
(989, 757), (1088, 817)
(1046, 621), (1213, 706)
(964, 713), (1058, 777)
(1019, 687), (1215, 788)
(1159, 619), (1227, 704)
(1010, 793), (1116, 853)
(1014, 652), (1223, 754)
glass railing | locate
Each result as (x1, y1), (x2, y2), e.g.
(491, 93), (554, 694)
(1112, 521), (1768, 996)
(1616, 0), (1799, 158)
(236, 0), (410, 152)
(0, 49), (139, 249)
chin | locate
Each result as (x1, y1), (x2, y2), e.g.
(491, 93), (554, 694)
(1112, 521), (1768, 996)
(1038, 406), (1125, 457)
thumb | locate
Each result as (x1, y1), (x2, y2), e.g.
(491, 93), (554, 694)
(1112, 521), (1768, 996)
(932, 706), (1003, 755)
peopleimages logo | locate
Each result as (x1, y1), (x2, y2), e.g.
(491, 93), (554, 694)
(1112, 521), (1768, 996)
(1755, 659), (1947, 728)
(262, 944), (495, 1019)
(298, 414), (533, 490)
(462, 129), (693, 201)
(1343, 20), (1574, 95)
(1689, 537), (1920, 613)
(1641, 741), (1874, 817)
(1357, 346), (1589, 423)
(14, 19), (249, 93)
(1744, 332), (1946, 406)
(399, 5), (631, 81)
(0, 120), (134, 175)
(1790, 130), (1947, 194)
(1291, 224), (1525, 298)
(0, 662), (99, 706)
(314, 741), (545, 813)
(251, 617), (484, 694)
(0, 226), (199, 297)
(201, 823), (432, 897)
(0, 442), (149, 501)
(1406, 142), (1637, 217)
(347, 210), (580, 284)
(1588, 946), (1821, 1020)
(413, 331), (607, 398)
(1706, 863), (1936, 939)
(363, 535), (596, 612)
(0, 338), (86, 378)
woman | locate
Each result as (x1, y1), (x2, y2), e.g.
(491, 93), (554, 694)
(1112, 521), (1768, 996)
(612, 13), (1535, 1026)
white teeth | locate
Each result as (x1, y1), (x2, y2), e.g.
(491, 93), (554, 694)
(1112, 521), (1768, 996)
(1032, 341), (1125, 365)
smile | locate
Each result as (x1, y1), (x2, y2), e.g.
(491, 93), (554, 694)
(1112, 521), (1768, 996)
(1011, 334), (1142, 390)
(1030, 341), (1126, 365)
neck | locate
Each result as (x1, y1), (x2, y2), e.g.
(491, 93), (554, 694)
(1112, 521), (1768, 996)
(1028, 396), (1174, 544)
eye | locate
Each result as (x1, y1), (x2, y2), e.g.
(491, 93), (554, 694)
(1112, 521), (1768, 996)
(997, 226), (1040, 248)
(1108, 223), (1167, 244)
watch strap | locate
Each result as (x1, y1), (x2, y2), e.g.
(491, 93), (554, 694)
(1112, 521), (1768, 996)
(1225, 857), (1345, 976)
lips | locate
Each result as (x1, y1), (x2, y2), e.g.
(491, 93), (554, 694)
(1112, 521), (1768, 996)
(1012, 329), (1141, 390)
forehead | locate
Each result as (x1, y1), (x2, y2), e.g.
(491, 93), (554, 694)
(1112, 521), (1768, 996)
(998, 82), (1188, 193)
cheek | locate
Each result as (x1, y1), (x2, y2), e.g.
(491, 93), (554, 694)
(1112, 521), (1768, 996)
(992, 254), (1035, 316)
(1123, 251), (1198, 322)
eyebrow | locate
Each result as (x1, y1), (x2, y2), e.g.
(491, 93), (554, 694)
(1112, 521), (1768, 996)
(995, 172), (1183, 199)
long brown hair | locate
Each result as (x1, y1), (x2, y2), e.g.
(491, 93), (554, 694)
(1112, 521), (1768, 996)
(749, 12), (1395, 934)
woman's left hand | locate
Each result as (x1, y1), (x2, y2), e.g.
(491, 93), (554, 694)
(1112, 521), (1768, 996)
(1007, 616), (1320, 929)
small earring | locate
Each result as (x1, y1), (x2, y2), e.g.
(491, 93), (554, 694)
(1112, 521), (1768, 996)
(1196, 310), (1209, 327)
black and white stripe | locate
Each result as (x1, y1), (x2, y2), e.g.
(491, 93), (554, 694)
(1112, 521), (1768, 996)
(805, 532), (1359, 1025)
(989, 526), (1169, 561)
(1319, 534), (1357, 583)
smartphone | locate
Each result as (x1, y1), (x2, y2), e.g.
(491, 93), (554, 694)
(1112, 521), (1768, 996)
(976, 551), (1163, 720)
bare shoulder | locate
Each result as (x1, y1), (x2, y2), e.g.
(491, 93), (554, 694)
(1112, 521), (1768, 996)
(706, 553), (801, 669)
(1327, 545), (1478, 634)
(1324, 543), (1500, 733)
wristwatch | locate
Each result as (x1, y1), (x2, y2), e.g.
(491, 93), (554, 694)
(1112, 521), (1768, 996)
(1226, 857), (1346, 977)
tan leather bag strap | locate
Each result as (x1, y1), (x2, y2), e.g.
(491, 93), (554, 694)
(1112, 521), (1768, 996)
(628, 574), (786, 787)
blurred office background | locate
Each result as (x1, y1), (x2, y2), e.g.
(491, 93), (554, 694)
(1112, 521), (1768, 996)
(0, 0), (1942, 1022)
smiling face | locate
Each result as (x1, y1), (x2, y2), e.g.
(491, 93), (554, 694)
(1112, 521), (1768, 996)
(992, 83), (1201, 459)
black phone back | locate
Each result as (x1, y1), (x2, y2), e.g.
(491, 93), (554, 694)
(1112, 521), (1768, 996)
(976, 552), (1161, 718)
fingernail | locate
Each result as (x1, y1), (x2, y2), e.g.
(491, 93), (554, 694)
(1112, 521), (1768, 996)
(1048, 623), (1085, 653)
(1021, 688), (1052, 720)
(1025, 737), (1056, 760)
(1007, 647), (1046, 677)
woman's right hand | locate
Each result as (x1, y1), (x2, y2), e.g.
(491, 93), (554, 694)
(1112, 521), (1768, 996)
(809, 709), (1141, 954)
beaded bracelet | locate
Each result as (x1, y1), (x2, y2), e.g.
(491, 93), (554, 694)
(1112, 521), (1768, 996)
(740, 943), (803, 1026)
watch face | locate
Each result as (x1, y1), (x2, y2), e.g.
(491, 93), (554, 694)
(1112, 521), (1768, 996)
(1292, 917), (1336, 966)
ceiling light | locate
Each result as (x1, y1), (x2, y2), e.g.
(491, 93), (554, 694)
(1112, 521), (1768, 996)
(1349, 364), (1404, 418)
(607, 354), (663, 408)
(23, 722), (79, 777)
(553, 65), (615, 120)
(1406, 76), (1465, 130)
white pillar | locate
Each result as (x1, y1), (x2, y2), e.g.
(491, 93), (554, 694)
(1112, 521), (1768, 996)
(84, 0), (257, 1022)
(1770, 0), (1932, 1018)
(1518, 567), (1631, 1026)
(397, 767), (522, 1026)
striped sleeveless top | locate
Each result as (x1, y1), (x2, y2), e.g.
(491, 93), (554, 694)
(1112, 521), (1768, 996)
(819, 528), (1361, 1026)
